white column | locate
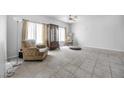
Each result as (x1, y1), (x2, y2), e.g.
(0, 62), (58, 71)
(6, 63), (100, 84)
(0, 15), (7, 78)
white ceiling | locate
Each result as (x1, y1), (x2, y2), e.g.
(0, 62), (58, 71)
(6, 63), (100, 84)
(46, 15), (75, 23)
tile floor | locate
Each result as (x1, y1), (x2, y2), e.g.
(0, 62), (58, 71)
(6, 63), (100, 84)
(8, 46), (124, 78)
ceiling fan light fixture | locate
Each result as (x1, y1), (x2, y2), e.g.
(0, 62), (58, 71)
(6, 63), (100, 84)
(69, 15), (78, 23)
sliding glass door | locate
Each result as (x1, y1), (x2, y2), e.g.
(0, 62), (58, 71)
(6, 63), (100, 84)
(0, 15), (7, 77)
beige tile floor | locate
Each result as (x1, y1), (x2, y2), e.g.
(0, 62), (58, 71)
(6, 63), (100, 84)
(9, 46), (124, 78)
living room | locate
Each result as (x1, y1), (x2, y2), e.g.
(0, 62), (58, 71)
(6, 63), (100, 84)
(7, 15), (70, 59)
(1, 0), (124, 93)
(0, 15), (121, 78)
(6, 15), (74, 77)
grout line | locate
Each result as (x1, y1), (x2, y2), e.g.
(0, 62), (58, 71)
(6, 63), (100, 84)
(109, 64), (113, 78)
(9, 47), (124, 78)
(90, 55), (99, 78)
(64, 55), (86, 77)
(108, 54), (113, 78)
(78, 53), (96, 78)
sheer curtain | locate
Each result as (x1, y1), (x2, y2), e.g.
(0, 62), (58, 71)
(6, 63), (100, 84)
(22, 21), (66, 48)
(22, 20), (28, 41)
(27, 22), (36, 40)
(25, 22), (44, 45)
(59, 27), (66, 46)
(36, 24), (44, 44)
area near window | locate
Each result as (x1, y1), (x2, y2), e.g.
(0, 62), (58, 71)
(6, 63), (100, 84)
(59, 27), (66, 42)
(27, 22), (66, 45)
(27, 22), (44, 45)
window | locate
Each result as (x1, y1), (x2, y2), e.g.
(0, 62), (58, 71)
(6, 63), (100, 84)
(27, 22), (36, 40)
(59, 27), (66, 42)
(36, 24), (43, 44)
(27, 22), (43, 44)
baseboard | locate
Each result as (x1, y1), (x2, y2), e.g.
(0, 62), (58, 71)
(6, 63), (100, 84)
(7, 55), (17, 60)
(85, 46), (124, 53)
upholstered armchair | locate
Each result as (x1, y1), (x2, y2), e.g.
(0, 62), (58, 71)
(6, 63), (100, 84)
(22, 40), (48, 61)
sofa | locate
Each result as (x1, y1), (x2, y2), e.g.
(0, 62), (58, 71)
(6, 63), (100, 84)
(22, 40), (48, 61)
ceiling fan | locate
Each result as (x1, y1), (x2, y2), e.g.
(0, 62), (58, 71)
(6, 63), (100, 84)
(69, 15), (78, 22)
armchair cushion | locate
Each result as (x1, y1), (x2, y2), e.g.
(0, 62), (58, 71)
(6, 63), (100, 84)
(39, 47), (48, 52)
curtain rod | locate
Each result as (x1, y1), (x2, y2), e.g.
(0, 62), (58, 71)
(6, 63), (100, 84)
(22, 19), (66, 28)
(22, 19), (47, 25)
